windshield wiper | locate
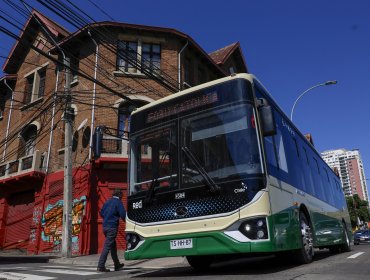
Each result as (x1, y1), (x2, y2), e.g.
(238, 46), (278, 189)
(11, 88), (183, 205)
(182, 146), (220, 193)
(144, 150), (168, 206)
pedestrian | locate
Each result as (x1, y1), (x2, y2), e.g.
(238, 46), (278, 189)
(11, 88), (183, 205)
(97, 189), (126, 272)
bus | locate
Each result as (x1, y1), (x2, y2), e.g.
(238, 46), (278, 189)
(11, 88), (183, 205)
(124, 73), (352, 269)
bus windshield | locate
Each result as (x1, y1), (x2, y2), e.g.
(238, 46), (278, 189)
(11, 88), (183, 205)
(130, 103), (263, 196)
(130, 125), (178, 195)
(181, 103), (262, 187)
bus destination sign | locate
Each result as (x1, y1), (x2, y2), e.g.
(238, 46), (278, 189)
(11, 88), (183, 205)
(147, 92), (218, 123)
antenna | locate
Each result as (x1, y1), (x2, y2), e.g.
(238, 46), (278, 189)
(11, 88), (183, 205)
(77, 118), (88, 132)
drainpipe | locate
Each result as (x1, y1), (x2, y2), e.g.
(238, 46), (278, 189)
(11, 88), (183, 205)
(178, 41), (188, 91)
(2, 79), (14, 162)
(88, 30), (99, 161)
(45, 63), (60, 173)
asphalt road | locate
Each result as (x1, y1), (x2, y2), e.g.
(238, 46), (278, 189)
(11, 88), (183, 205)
(0, 244), (369, 280)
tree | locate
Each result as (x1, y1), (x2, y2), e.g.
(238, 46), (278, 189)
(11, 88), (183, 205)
(346, 194), (370, 228)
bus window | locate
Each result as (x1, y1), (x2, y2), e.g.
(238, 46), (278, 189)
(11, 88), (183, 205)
(312, 157), (324, 200)
(181, 103), (263, 187)
(313, 158), (320, 174)
(275, 132), (288, 173)
(320, 167), (330, 203)
(302, 146), (314, 196)
(264, 136), (278, 169)
(303, 147), (309, 165)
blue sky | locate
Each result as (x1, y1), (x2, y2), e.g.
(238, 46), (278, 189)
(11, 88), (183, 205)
(1, 0), (370, 194)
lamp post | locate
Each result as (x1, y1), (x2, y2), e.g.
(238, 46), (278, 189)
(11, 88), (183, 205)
(290, 80), (337, 121)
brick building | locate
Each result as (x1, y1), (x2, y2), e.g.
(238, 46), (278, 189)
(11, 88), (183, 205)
(0, 11), (248, 255)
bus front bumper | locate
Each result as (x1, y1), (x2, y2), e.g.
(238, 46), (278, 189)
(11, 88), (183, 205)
(124, 230), (275, 260)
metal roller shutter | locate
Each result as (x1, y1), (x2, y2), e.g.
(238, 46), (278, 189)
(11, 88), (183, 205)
(4, 191), (35, 249)
(100, 186), (127, 251)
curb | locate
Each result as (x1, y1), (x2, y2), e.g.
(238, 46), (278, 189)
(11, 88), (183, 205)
(48, 257), (151, 267)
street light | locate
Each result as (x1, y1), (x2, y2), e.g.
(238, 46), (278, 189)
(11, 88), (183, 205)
(290, 80), (337, 121)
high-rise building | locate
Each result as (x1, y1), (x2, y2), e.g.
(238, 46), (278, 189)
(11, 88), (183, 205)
(321, 149), (369, 201)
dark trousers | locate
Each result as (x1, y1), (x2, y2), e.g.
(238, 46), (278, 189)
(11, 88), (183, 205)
(98, 227), (120, 268)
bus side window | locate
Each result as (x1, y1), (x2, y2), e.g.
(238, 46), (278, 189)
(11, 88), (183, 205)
(302, 146), (315, 196)
(288, 136), (305, 192)
(320, 167), (330, 203)
(275, 131), (288, 173)
(312, 157), (325, 201)
(264, 136), (278, 169)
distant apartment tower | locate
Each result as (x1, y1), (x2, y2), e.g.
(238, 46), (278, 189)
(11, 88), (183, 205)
(321, 149), (369, 201)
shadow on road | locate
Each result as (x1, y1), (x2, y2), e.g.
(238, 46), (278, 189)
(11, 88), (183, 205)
(0, 256), (54, 264)
(132, 250), (334, 278)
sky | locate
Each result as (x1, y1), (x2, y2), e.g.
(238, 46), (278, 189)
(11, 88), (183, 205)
(1, 0), (370, 194)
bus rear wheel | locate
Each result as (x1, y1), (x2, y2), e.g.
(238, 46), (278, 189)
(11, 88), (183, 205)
(340, 222), (351, 252)
(293, 212), (314, 264)
(186, 255), (214, 271)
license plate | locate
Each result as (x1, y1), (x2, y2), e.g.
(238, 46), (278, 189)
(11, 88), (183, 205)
(170, 238), (193, 249)
(360, 238), (365, 241)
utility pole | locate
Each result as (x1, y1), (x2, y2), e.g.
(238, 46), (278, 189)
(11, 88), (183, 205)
(62, 57), (73, 258)
(18, 1), (74, 258)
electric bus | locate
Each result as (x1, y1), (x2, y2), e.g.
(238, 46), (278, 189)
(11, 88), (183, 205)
(124, 73), (351, 269)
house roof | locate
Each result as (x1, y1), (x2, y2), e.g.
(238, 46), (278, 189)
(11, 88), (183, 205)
(209, 42), (240, 65)
(208, 42), (248, 73)
(2, 10), (70, 73)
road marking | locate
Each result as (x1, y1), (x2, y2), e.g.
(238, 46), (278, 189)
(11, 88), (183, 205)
(40, 265), (98, 271)
(0, 271), (55, 280)
(35, 268), (100, 275)
(347, 252), (365, 259)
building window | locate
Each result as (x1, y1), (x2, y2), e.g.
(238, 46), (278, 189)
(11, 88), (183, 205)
(24, 75), (34, 104)
(23, 67), (46, 105)
(38, 68), (46, 98)
(118, 103), (137, 138)
(141, 43), (161, 74)
(118, 101), (148, 137)
(116, 40), (161, 75)
(19, 124), (38, 157)
(117, 41), (138, 73)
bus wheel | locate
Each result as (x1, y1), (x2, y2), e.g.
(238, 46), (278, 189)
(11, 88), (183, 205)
(186, 255), (214, 271)
(294, 212), (314, 264)
(340, 223), (351, 252)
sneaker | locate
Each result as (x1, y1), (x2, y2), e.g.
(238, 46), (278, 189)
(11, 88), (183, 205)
(97, 267), (110, 272)
(114, 263), (125, 271)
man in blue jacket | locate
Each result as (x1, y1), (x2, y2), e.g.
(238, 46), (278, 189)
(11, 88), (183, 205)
(97, 189), (126, 272)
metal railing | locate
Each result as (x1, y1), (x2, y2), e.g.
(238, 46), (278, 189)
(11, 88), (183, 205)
(0, 150), (46, 180)
(99, 136), (152, 160)
(101, 136), (129, 158)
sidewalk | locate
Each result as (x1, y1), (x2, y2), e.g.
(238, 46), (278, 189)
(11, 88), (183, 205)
(0, 250), (186, 269)
(48, 251), (186, 269)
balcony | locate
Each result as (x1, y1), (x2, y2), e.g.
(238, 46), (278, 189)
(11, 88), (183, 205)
(100, 135), (130, 158)
(94, 136), (151, 167)
(0, 150), (47, 182)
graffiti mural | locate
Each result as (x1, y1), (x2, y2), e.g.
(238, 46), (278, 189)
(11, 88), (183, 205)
(29, 229), (37, 244)
(32, 206), (42, 226)
(41, 196), (86, 253)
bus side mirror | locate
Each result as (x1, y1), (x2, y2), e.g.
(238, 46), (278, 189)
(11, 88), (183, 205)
(93, 126), (105, 159)
(257, 98), (276, 137)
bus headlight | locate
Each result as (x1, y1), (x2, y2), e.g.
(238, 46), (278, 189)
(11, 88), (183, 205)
(238, 217), (268, 240)
(126, 233), (142, 250)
